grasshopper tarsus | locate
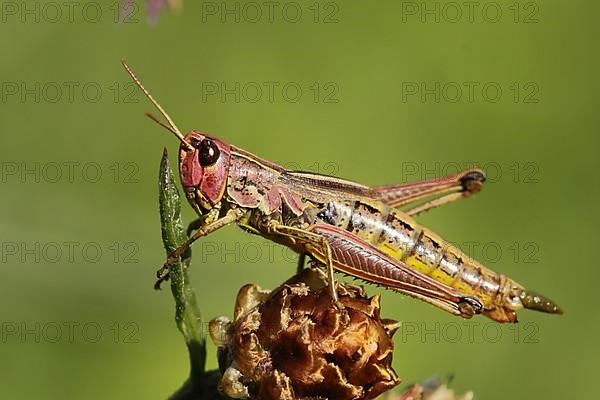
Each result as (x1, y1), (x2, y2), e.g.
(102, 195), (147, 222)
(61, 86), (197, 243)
(333, 299), (350, 326)
(154, 265), (170, 290)
(156, 267), (166, 279)
(154, 274), (169, 290)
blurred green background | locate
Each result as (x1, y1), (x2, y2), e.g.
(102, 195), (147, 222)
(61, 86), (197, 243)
(1, 1), (598, 399)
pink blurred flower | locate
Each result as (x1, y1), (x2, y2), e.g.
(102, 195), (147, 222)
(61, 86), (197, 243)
(121, 0), (182, 23)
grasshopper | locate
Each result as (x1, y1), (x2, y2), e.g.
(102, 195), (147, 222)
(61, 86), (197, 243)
(122, 60), (562, 323)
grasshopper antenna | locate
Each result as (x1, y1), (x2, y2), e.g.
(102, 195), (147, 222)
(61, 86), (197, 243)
(145, 112), (183, 139)
(120, 59), (194, 151)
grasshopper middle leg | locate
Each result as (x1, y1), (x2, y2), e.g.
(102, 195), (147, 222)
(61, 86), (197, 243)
(268, 224), (340, 302)
(296, 253), (307, 274)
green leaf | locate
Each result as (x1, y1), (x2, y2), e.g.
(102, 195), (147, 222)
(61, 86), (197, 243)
(158, 148), (206, 378)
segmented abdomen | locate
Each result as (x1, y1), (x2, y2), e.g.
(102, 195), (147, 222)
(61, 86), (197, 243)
(315, 200), (506, 307)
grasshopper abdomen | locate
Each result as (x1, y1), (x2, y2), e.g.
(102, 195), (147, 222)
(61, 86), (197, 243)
(307, 199), (559, 322)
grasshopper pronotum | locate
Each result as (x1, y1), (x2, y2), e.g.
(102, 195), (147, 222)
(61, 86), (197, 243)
(122, 60), (561, 323)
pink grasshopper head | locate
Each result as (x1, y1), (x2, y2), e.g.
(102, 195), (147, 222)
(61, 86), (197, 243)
(120, 60), (232, 214)
(179, 131), (231, 213)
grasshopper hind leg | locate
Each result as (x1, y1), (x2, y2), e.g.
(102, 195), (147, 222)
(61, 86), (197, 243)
(458, 296), (484, 318)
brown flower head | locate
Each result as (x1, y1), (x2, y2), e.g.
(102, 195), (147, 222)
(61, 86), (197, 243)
(209, 269), (401, 400)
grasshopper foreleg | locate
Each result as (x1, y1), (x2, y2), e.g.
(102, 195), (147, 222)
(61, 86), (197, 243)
(155, 210), (240, 289)
(186, 204), (222, 236)
(186, 218), (204, 237)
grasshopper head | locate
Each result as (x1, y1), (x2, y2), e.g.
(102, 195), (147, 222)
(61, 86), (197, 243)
(119, 61), (231, 214)
(179, 131), (231, 213)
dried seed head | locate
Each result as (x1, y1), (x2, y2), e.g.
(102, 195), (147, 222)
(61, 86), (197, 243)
(210, 269), (400, 400)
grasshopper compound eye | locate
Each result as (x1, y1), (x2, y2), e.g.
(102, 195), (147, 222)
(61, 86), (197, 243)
(198, 139), (220, 166)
